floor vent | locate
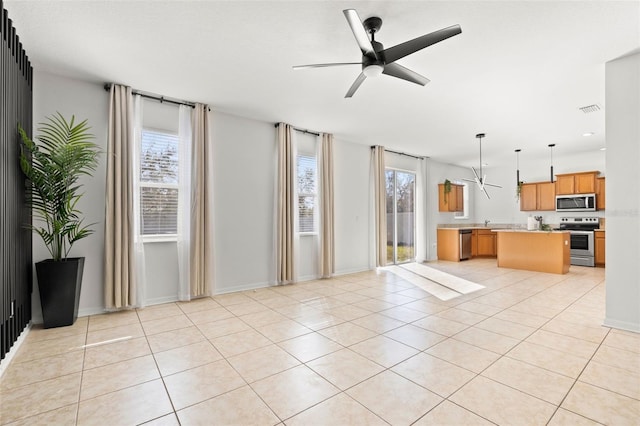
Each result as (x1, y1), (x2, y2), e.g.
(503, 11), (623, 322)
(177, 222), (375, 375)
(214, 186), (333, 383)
(579, 104), (601, 113)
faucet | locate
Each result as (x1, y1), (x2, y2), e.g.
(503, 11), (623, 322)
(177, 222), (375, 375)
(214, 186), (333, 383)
(484, 219), (490, 227)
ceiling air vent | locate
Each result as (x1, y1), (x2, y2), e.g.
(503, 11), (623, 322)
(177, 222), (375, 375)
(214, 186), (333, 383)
(579, 104), (601, 113)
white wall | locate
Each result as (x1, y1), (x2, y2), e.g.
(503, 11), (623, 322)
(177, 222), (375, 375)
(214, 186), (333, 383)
(604, 51), (640, 332)
(32, 71), (108, 319)
(211, 112), (276, 293)
(333, 140), (371, 273)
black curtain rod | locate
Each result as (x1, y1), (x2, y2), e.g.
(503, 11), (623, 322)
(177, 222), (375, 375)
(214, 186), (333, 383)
(371, 146), (426, 160)
(274, 123), (320, 137)
(103, 83), (208, 110)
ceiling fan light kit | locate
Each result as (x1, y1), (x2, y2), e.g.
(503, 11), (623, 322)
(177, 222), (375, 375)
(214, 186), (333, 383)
(363, 64), (384, 78)
(293, 9), (462, 97)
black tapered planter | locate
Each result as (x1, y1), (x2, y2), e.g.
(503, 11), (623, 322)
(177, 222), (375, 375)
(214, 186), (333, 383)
(35, 257), (84, 328)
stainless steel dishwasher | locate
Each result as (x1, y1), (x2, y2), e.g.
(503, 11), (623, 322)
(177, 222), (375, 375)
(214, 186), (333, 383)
(459, 229), (472, 260)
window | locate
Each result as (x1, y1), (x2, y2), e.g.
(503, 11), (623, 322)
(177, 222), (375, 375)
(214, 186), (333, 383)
(139, 130), (179, 237)
(454, 181), (470, 219)
(297, 154), (317, 233)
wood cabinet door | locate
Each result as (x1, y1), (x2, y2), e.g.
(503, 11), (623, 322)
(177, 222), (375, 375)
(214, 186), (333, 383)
(596, 177), (605, 210)
(575, 173), (596, 193)
(555, 175), (575, 195)
(520, 184), (537, 211)
(477, 233), (496, 256)
(437, 229), (460, 261)
(438, 184), (448, 212)
(536, 182), (556, 211)
(595, 233), (605, 266)
(439, 184), (464, 212)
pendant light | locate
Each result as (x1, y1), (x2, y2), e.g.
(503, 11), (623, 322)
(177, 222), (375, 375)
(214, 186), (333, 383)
(515, 148), (521, 185)
(461, 133), (502, 199)
(548, 143), (555, 182)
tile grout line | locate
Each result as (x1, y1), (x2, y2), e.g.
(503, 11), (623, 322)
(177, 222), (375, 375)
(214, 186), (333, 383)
(544, 326), (613, 425)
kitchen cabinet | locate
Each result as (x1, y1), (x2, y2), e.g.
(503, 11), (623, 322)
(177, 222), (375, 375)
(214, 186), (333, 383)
(438, 228), (497, 260)
(438, 183), (463, 212)
(437, 228), (461, 261)
(555, 171), (599, 195)
(596, 177), (605, 210)
(520, 182), (555, 211)
(595, 230), (605, 266)
(476, 229), (497, 257)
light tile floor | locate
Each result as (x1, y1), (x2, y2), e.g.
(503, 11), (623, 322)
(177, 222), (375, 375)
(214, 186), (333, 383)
(1, 259), (639, 425)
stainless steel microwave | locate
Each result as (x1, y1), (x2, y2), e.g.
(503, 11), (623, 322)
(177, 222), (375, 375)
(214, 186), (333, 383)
(556, 194), (596, 212)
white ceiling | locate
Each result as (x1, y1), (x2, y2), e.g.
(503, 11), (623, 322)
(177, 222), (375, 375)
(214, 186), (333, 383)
(5, 1), (639, 167)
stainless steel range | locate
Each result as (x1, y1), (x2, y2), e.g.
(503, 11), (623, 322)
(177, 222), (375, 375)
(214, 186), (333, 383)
(558, 217), (600, 267)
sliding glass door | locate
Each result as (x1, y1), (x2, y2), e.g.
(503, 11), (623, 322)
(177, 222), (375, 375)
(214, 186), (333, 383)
(386, 169), (416, 264)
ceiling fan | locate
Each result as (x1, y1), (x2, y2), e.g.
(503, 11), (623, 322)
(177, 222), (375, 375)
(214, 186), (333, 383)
(293, 9), (462, 98)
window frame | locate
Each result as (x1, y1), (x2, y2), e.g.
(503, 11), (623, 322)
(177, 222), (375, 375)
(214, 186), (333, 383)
(139, 127), (180, 242)
(453, 180), (470, 220)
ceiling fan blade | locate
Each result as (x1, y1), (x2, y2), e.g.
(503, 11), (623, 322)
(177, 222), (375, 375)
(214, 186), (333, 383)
(382, 24), (462, 64)
(382, 63), (430, 86)
(483, 182), (503, 188)
(345, 73), (367, 98)
(293, 62), (362, 70)
(471, 166), (481, 182)
(343, 9), (378, 59)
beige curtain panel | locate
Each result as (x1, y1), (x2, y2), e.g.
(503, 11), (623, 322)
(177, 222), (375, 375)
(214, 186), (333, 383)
(105, 84), (137, 309)
(276, 123), (296, 284)
(372, 145), (387, 267)
(189, 103), (214, 297)
(319, 133), (335, 278)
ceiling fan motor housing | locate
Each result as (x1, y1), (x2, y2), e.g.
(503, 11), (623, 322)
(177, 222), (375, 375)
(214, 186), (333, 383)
(363, 41), (386, 69)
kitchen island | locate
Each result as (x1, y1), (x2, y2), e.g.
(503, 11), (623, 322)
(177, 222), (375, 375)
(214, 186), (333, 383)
(494, 230), (570, 274)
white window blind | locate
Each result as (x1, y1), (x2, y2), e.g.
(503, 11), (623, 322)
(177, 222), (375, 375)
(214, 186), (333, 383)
(297, 154), (317, 233)
(140, 130), (179, 236)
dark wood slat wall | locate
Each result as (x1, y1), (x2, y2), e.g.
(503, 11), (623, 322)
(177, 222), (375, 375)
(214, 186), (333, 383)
(1, 0), (33, 361)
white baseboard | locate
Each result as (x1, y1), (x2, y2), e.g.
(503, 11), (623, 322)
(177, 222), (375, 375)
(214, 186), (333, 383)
(143, 296), (180, 307)
(334, 267), (373, 276)
(213, 280), (274, 295)
(0, 324), (31, 378)
(603, 318), (640, 333)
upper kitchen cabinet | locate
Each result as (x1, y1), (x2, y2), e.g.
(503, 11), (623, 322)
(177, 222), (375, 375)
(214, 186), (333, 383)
(438, 183), (464, 212)
(596, 176), (606, 210)
(520, 181), (555, 211)
(555, 171), (599, 195)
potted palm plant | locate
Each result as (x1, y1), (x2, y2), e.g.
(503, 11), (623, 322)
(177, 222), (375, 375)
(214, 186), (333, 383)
(18, 113), (100, 328)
